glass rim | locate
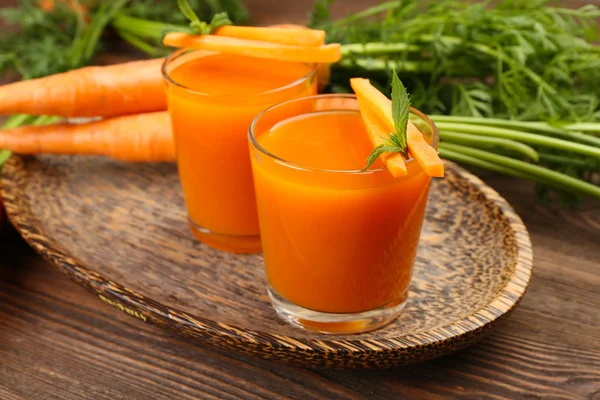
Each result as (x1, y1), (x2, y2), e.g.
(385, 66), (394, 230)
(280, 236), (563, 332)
(248, 94), (440, 175)
(161, 48), (318, 99)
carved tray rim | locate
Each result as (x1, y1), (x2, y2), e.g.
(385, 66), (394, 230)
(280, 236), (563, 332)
(1, 155), (533, 369)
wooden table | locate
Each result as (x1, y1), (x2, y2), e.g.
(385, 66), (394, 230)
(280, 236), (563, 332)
(1, 1), (599, 399)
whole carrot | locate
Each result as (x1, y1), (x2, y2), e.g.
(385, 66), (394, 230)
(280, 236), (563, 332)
(0, 111), (175, 162)
(0, 58), (165, 118)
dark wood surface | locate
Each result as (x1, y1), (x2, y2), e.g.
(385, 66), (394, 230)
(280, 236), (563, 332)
(0, 0), (599, 398)
(2, 155), (533, 368)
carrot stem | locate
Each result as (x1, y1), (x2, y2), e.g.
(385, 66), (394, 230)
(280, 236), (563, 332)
(340, 42), (421, 57)
(0, 114), (58, 170)
(112, 14), (181, 41)
(2, 114), (36, 129)
(331, 1), (402, 28)
(436, 122), (600, 160)
(439, 143), (600, 199)
(118, 29), (163, 57)
(439, 131), (539, 161)
(430, 115), (600, 147)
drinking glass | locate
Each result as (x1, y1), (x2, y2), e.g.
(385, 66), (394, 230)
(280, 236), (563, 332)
(249, 94), (439, 333)
(162, 49), (317, 253)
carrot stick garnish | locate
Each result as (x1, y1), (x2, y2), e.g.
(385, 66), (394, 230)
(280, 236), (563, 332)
(215, 25), (325, 46)
(166, 2), (339, 64)
(350, 78), (394, 131)
(0, 111), (175, 162)
(350, 76), (444, 177)
(0, 58), (165, 118)
(163, 33), (341, 63)
(407, 122), (445, 178)
(268, 23), (332, 91)
(357, 98), (407, 177)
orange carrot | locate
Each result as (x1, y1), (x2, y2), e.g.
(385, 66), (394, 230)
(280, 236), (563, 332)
(406, 127), (445, 177)
(0, 111), (175, 162)
(270, 23), (331, 91)
(0, 58), (165, 118)
(350, 78), (444, 177)
(215, 25), (325, 47)
(350, 78), (395, 130)
(357, 98), (407, 177)
(163, 33), (341, 64)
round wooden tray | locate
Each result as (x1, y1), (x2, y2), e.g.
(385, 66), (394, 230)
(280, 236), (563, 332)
(2, 155), (533, 369)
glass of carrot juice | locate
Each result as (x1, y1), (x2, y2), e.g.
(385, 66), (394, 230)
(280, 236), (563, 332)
(249, 94), (439, 334)
(162, 49), (317, 253)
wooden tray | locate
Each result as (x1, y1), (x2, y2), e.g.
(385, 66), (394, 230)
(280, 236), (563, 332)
(2, 155), (533, 369)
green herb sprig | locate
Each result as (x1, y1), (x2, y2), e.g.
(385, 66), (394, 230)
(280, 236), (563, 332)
(364, 70), (410, 169)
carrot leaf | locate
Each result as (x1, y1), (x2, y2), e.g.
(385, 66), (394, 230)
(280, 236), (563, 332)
(177, 0), (202, 27)
(176, 0), (231, 35)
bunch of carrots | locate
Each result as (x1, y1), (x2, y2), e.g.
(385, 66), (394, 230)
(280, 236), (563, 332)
(0, 23), (340, 162)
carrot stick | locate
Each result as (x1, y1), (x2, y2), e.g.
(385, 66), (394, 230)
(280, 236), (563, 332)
(407, 126), (444, 177)
(269, 23), (331, 91)
(0, 111), (175, 162)
(215, 26), (325, 47)
(357, 98), (407, 177)
(0, 58), (165, 118)
(350, 78), (395, 131)
(350, 78), (444, 177)
(163, 33), (341, 63)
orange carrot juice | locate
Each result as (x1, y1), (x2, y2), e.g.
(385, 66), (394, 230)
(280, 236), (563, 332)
(162, 49), (317, 253)
(249, 95), (438, 333)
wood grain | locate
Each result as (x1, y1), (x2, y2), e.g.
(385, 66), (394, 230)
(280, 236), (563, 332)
(1, 155), (532, 369)
(0, 213), (598, 399)
(0, 0), (598, 398)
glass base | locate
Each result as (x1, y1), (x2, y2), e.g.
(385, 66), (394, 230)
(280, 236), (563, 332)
(188, 218), (262, 254)
(268, 286), (407, 334)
